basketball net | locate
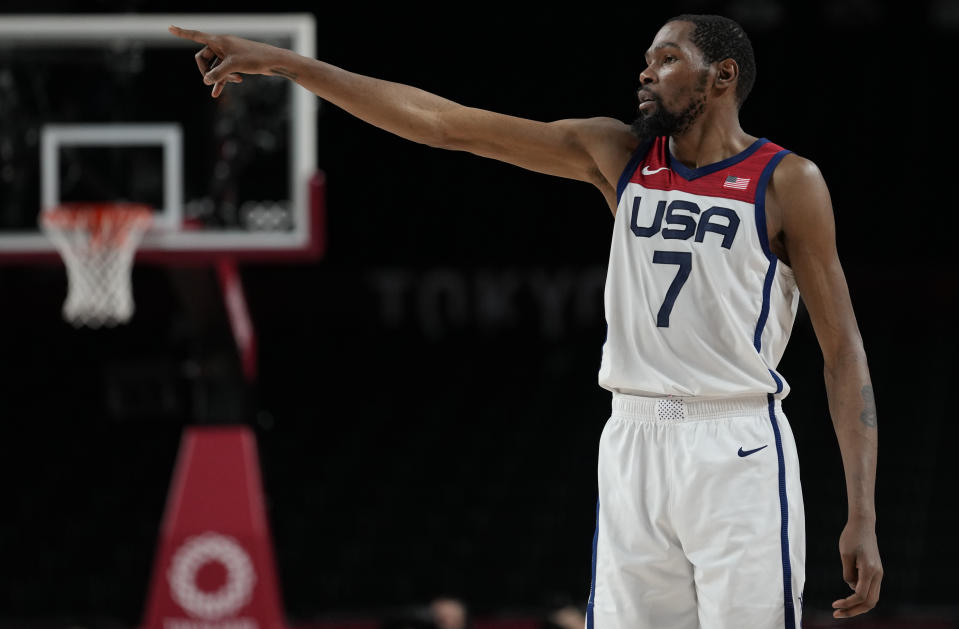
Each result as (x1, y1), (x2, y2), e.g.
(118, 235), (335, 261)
(41, 203), (152, 328)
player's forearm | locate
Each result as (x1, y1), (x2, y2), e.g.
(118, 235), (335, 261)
(273, 49), (459, 148)
(823, 343), (878, 521)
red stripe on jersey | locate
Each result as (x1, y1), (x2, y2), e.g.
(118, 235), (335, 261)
(628, 137), (784, 203)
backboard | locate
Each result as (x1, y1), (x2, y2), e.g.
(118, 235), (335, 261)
(0, 13), (323, 264)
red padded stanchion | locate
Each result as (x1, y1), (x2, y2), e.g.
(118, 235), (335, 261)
(142, 426), (286, 629)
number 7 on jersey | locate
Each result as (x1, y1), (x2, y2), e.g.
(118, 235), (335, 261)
(652, 251), (692, 327)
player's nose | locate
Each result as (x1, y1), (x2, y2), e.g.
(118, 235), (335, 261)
(639, 65), (656, 86)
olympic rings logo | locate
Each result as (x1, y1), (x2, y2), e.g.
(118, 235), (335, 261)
(168, 532), (257, 620)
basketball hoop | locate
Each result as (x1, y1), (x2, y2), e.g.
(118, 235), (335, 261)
(40, 202), (152, 328)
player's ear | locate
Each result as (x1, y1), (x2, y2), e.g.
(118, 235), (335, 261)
(715, 58), (739, 92)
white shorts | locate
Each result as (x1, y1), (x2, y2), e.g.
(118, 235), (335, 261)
(586, 393), (805, 629)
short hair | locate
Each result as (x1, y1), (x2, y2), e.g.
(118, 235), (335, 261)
(667, 14), (756, 107)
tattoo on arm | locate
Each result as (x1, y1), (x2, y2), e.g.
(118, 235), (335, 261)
(270, 67), (298, 81)
(860, 384), (877, 428)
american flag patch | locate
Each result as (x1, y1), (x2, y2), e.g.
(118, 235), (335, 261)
(723, 175), (751, 190)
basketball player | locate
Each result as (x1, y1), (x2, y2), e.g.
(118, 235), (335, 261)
(170, 14), (881, 628)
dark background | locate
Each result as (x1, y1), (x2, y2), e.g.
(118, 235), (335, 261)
(1, 0), (957, 627)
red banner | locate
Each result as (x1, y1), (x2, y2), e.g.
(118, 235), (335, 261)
(142, 426), (286, 629)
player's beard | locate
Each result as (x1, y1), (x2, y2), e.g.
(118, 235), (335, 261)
(631, 74), (708, 139)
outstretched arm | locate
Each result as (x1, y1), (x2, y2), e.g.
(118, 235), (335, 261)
(771, 155), (882, 619)
(168, 26), (637, 210)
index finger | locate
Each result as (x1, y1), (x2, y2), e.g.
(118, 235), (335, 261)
(168, 25), (212, 44)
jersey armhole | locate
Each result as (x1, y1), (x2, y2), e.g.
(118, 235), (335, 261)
(615, 138), (654, 204)
(753, 149), (793, 259)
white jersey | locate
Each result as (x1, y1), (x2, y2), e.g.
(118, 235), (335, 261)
(598, 136), (799, 398)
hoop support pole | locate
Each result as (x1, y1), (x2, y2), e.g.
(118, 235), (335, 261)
(215, 258), (257, 384)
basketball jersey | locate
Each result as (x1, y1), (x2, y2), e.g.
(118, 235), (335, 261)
(598, 136), (799, 398)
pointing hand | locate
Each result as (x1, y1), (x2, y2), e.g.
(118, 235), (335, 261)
(168, 25), (291, 98)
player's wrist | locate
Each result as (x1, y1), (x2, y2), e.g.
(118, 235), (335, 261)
(846, 509), (877, 525)
(263, 48), (301, 79)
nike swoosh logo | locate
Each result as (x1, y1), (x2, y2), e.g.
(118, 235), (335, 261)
(641, 166), (669, 175)
(738, 445), (768, 457)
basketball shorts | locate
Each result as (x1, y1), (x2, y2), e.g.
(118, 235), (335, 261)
(586, 393), (805, 629)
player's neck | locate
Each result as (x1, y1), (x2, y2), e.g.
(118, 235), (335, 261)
(668, 112), (755, 170)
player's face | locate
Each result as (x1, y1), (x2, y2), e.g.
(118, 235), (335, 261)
(631, 21), (711, 138)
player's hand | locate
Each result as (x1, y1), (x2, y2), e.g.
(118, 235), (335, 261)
(168, 25), (290, 98)
(832, 518), (882, 618)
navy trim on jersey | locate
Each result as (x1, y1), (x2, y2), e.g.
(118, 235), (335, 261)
(616, 138), (654, 203)
(586, 499), (600, 629)
(753, 149), (792, 359)
(753, 256), (779, 352)
(769, 369), (785, 395)
(755, 255), (778, 351)
(767, 394), (796, 629)
(668, 137), (769, 181)
(753, 148), (791, 259)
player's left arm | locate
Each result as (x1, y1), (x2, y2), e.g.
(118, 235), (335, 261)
(770, 154), (882, 619)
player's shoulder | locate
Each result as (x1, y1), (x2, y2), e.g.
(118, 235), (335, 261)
(771, 151), (826, 188)
(766, 150), (830, 210)
(764, 147), (835, 235)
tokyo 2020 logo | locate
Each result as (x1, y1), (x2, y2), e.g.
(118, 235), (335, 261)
(167, 532), (257, 620)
